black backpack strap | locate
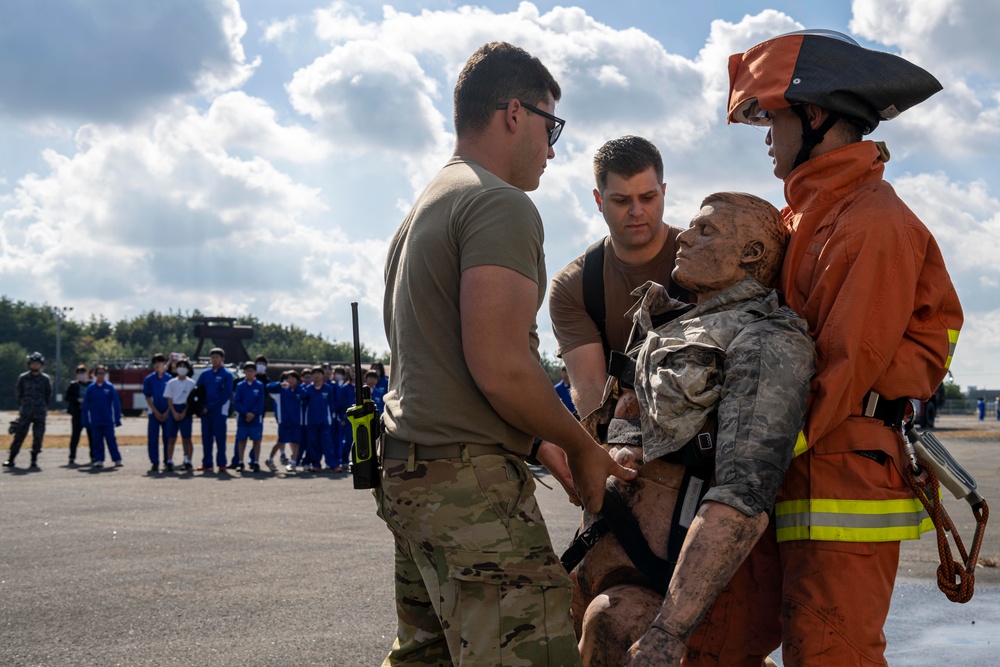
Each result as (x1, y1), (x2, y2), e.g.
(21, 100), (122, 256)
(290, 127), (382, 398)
(582, 237), (609, 359)
(600, 482), (673, 593)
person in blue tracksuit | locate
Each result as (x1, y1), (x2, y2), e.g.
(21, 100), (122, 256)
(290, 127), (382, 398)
(196, 348), (234, 472)
(334, 366), (354, 469)
(266, 371), (305, 472)
(231, 362), (265, 473)
(364, 370), (385, 415)
(230, 356), (270, 469)
(302, 367), (336, 472)
(82, 365), (123, 469)
(142, 353), (173, 473)
(371, 362), (389, 395)
(553, 365), (577, 417)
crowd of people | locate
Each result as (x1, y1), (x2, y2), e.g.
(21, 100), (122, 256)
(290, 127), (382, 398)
(3, 349), (390, 474)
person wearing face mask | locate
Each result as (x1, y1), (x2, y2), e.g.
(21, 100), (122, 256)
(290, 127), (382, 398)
(164, 358), (197, 472)
(64, 364), (92, 466)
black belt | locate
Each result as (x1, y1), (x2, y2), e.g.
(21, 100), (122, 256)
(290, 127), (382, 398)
(382, 433), (509, 460)
(862, 391), (909, 428)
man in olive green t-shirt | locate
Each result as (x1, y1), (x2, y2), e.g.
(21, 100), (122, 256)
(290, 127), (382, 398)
(379, 42), (634, 666)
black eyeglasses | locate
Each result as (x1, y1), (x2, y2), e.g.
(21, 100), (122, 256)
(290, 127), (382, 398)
(496, 101), (565, 146)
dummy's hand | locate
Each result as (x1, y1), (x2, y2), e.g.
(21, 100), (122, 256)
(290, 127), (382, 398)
(626, 626), (685, 666)
(567, 441), (637, 514)
(534, 440), (580, 506)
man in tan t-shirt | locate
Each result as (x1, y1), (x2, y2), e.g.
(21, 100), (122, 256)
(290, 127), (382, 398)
(380, 42), (634, 666)
(549, 136), (686, 418)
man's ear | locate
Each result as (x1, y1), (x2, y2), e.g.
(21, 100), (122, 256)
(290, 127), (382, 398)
(593, 188), (603, 212)
(804, 103), (830, 131)
(500, 99), (522, 134)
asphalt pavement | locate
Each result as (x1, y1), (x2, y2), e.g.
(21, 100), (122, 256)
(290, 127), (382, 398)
(2, 423), (999, 666)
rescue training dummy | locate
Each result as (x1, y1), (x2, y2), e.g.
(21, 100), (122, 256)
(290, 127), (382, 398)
(564, 192), (816, 666)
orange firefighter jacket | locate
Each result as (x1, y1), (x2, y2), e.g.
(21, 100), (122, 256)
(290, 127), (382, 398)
(775, 140), (964, 543)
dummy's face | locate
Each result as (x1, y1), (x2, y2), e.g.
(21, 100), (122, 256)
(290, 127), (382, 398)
(673, 202), (748, 301)
(764, 107), (802, 180)
(594, 167), (666, 253)
(510, 95), (557, 192)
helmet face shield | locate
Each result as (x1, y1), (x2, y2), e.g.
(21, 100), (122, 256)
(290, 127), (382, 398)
(731, 98), (771, 127)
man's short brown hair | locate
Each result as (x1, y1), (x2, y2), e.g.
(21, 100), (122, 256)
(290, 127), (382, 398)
(593, 135), (664, 193)
(453, 42), (561, 137)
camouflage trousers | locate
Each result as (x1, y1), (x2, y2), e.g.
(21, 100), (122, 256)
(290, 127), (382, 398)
(9, 412), (46, 460)
(375, 446), (582, 667)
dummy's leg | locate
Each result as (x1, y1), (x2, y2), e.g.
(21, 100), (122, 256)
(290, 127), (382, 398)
(580, 584), (661, 667)
(628, 501), (768, 664)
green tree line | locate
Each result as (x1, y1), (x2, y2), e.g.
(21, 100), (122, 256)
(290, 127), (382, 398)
(0, 297), (389, 409)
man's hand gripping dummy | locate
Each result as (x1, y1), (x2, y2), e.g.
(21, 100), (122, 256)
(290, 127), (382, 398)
(565, 193), (815, 667)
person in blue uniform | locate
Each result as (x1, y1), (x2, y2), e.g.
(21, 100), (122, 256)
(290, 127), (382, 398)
(231, 362), (265, 473)
(196, 348), (234, 472)
(82, 365), (123, 469)
(364, 370), (385, 415)
(266, 371), (305, 472)
(334, 366), (354, 470)
(302, 367), (336, 472)
(142, 353), (173, 473)
(371, 362), (389, 395)
(553, 365), (577, 416)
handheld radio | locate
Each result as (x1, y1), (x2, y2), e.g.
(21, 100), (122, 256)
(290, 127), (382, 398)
(346, 302), (381, 489)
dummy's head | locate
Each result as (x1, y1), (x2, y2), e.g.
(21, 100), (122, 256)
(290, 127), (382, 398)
(672, 192), (788, 301)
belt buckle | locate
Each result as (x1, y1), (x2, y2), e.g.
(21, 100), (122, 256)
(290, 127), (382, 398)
(696, 432), (714, 451)
(578, 527), (601, 549)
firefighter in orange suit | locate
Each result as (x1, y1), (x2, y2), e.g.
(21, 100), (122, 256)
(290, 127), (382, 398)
(724, 30), (964, 666)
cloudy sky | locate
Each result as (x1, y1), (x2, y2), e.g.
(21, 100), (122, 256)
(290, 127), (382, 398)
(1, 0), (998, 390)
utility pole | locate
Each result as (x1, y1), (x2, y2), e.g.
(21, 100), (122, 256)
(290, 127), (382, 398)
(53, 306), (74, 403)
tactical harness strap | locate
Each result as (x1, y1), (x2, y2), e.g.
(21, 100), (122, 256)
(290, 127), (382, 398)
(582, 238), (609, 359)
(560, 432), (715, 591)
(581, 237), (687, 362)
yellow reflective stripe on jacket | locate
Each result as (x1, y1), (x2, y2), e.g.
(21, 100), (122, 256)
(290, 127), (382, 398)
(792, 430), (808, 457)
(774, 497), (934, 542)
(945, 329), (960, 369)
